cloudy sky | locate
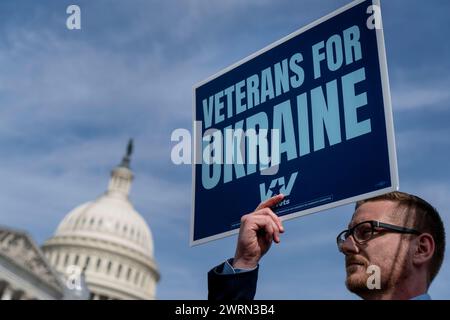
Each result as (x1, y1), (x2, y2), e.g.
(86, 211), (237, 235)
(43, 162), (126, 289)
(0, 0), (449, 299)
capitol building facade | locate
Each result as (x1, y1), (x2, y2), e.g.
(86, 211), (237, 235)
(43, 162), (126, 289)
(0, 141), (160, 300)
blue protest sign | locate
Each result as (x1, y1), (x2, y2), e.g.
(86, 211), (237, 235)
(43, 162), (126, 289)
(191, 0), (398, 245)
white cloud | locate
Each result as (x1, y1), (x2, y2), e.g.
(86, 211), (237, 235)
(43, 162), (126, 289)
(396, 128), (450, 154)
(392, 86), (450, 111)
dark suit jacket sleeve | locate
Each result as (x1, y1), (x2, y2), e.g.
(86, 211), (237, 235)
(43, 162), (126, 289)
(208, 261), (258, 300)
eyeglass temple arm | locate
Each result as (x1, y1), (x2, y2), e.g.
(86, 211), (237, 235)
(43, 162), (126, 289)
(376, 221), (421, 235)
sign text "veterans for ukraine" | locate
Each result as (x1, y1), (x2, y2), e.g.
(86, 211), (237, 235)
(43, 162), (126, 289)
(192, 0), (398, 245)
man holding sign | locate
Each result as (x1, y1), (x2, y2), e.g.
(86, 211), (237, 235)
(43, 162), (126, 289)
(208, 191), (446, 300)
(195, 0), (447, 301)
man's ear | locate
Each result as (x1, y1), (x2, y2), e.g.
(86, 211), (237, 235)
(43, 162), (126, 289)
(413, 233), (435, 266)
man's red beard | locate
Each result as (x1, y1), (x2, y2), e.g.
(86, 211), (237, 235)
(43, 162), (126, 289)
(345, 255), (370, 294)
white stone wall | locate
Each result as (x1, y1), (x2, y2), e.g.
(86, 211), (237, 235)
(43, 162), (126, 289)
(42, 237), (159, 300)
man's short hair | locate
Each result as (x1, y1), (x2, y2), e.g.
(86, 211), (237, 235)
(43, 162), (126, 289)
(355, 191), (446, 285)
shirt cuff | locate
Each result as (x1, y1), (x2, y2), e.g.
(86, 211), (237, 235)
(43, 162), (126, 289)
(221, 258), (257, 274)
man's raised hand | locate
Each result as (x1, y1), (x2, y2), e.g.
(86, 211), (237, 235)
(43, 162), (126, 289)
(233, 194), (285, 269)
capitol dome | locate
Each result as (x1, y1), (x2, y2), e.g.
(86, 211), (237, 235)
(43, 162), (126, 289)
(42, 141), (160, 300)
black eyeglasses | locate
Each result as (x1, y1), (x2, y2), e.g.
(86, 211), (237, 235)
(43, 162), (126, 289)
(337, 220), (421, 252)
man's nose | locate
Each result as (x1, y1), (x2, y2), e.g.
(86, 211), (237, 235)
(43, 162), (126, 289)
(341, 235), (360, 255)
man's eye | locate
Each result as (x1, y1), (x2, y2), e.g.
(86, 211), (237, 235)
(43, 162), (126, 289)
(359, 228), (371, 235)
